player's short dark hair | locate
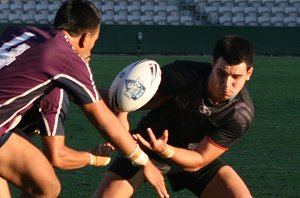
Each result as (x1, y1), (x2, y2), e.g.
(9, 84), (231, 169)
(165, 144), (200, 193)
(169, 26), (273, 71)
(54, 0), (101, 36)
(213, 35), (255, 69)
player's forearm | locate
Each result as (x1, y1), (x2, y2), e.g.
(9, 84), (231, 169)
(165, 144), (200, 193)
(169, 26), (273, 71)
(44, 146), (90, 170)
(168, 147), (206, 172)
(82, 101), (139, 157)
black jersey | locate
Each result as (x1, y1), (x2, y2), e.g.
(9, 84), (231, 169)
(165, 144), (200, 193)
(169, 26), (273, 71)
(135, 60), (254, 150)
(0, 26), (100, 136)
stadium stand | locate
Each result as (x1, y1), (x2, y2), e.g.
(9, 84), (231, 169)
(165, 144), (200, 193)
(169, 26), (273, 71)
(0, 0), (299, 27)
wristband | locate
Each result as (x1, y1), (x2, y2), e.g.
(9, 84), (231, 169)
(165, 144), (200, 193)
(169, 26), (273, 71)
(89, 153), (111, 166)
(160, 145), (174, 158)
(125, 144), (149, 166)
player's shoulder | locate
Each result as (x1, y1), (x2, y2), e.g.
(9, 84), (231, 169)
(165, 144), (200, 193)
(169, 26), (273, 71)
(232, 88), (254, 123)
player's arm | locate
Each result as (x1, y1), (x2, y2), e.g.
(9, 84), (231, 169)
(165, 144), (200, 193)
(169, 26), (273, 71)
(41, 136), (111, 170)
(41, 136), (90, 170)
(81, 100), (169, 198)
(136, 128), (226, 172)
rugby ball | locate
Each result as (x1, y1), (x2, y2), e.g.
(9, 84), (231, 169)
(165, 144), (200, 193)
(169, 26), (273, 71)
(109, 59), (161, 112)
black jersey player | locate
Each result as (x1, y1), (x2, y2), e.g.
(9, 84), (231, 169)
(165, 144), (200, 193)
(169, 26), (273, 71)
(95, 35), (255, 198)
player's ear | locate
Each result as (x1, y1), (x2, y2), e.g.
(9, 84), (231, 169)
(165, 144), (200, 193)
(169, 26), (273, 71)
(78, 33), (89, 48)
(246, 67), (253, 80)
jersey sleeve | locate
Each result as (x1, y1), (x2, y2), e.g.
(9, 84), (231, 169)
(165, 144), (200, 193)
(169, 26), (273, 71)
(207, 102), (254, 149)
(54, 54), (101, 105)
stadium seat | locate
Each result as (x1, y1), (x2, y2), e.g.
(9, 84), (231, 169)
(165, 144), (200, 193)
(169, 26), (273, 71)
(207, 0), (222, 7)
(248, 0), (262, 8)
(275, 0), (289, 8)
(232, 16), (245, 26)
(231, 6), (244, 17)
(221, 0), (235, 7)
(205, 6), (219, 24)
(34, 14), (49, 24)
(234, 0), (248, 7)
(0, 13), (9, 23)
(127, 5), (141, 16)
(23, 3), (36, 15)
(154, 15), (168, 25)
(0, 3), (10, 15)
(284, 7), (298, 18)
(141, 5), (154, 17)
(154, 0), (168, 6)
(128, 0), (141, 6)
(289, 0), (300, 7)
(166, 5), (179, 16)
(22, 14), (35, 24)
(102, 15), (114, 25)
(114, 5), (127, 16)
(245, 16), (258, 26)
(296, 17), (300, 25)
(167, 0), (179, 6)
(257, 7), (271, 18)
(167, 15), (180, 25)
(140, 15), (154, 25)
(114, 14), (127, 25)
(244, 7), (258, 17)
(154, 5), (167, 17)
(36, 3), (50, 15)
(103, 0), (114, 7)
(10, 3), (23, 15)
(127, 14), (141, 25)
(180, 15), (194, 25)
(218, 6), (232, 17)
(117, 0), (128, 6)
(48, 14), (56, 24)
(258, 16), (271, 26)
(270, 16), (284, 26)
(283, 16), (297, 26)
(48, 3), (60, 15)
(101, 5), (114, 16)
(141, 0), (155, 7)
(8, 13), (22, 24)
(195, 0), (207, 14)
(219, 16), (232, 26)
(262, 0), (276, 8)
(271, 7), (285, 18)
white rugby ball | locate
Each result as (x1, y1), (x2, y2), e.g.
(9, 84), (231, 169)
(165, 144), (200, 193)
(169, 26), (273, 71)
(109, 59), (161, 112)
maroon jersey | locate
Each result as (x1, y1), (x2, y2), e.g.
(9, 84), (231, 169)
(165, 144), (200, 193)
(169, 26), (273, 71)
(0, 26), (100, 136)
(16, 88), (69, 136)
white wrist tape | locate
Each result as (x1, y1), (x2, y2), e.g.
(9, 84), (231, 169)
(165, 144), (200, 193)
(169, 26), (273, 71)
(125, 144), (149, 166)
(160, 145), (174, 158)
(89, 153), (111, 166)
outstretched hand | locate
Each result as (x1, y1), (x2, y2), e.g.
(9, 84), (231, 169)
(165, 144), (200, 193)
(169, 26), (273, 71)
(135, 128), (169, 153)
(142, 160), (170, 198)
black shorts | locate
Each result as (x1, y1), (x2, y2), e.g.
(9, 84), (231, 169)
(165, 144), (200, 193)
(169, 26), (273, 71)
(108, 154), (226, 196)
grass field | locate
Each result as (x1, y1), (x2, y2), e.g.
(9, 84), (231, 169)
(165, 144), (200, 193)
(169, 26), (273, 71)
(10, 55), (300, 197)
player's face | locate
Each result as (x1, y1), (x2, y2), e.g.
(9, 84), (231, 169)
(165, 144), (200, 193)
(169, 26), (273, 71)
(208, 57), (253, 103)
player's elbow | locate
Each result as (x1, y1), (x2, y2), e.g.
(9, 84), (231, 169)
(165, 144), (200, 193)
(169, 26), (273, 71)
(47, 152), (66, 169)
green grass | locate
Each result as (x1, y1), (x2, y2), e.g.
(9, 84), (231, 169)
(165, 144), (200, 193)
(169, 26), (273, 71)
(10, 55), (300, 197)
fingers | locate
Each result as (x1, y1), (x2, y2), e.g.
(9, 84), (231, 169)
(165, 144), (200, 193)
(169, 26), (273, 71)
(162, 130), (169, 144)
(135, 134), (151, 149)
(146, 128), (158, 143)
